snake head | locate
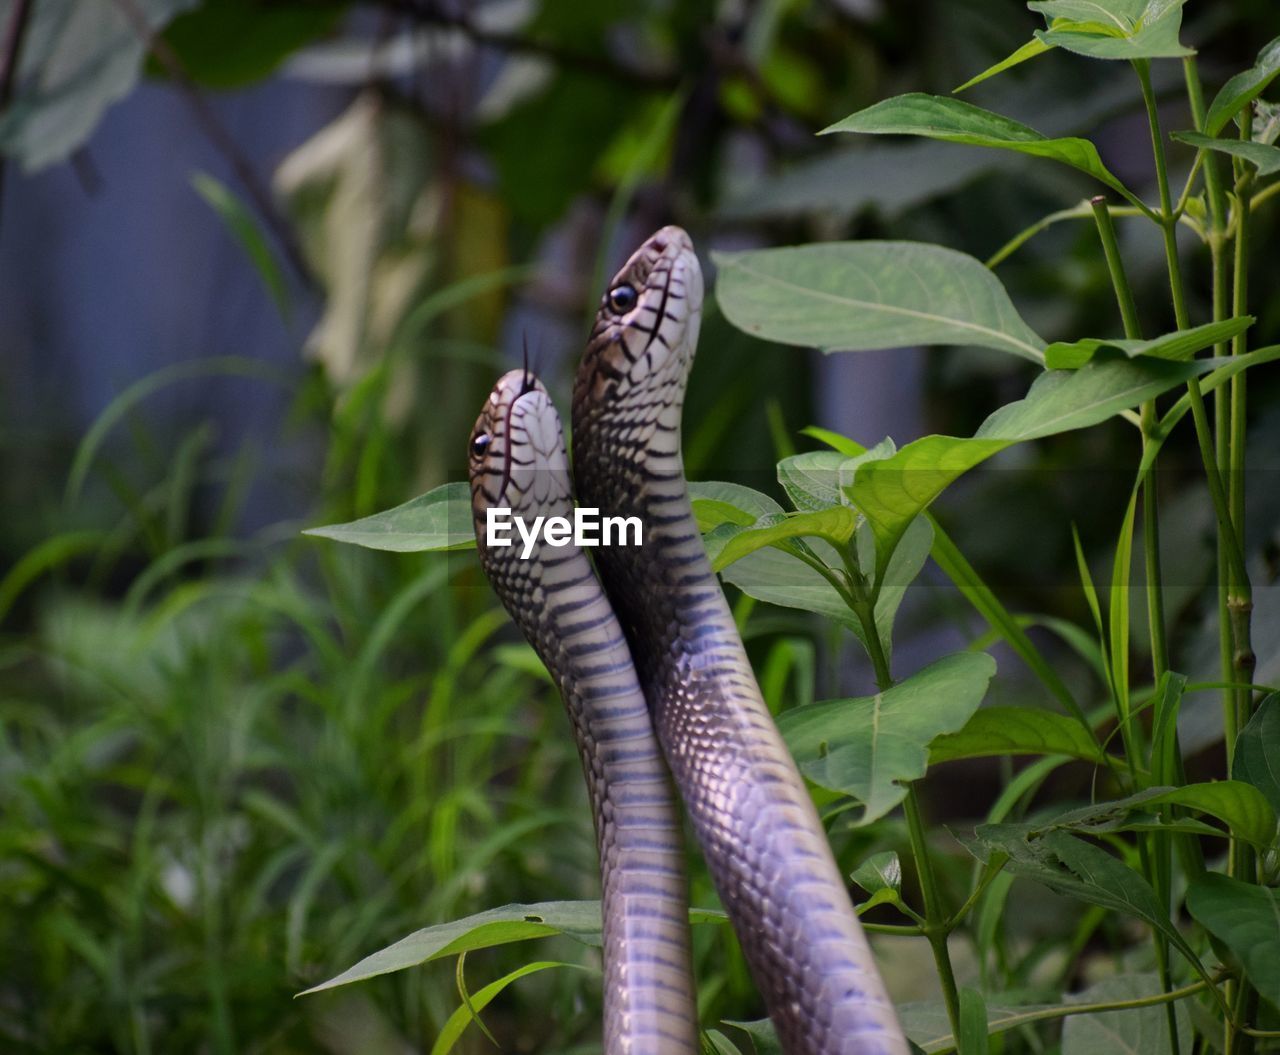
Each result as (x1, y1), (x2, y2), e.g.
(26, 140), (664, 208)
(574, 225), (704, 415)
(468, 369), (573, 548)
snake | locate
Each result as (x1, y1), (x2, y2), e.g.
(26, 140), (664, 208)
(468, 368), (701, 1055)
(571, 226), (908, 1055)
(468, 226), (908, 1054)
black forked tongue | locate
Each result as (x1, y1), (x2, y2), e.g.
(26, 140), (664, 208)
(520, 333), (535, 395)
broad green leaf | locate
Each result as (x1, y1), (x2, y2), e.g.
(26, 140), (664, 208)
(954, 38), (1052, 92)
(304, 482), (474, 552)
(0, 0), (199, 171)
(713, 241), (1046, 362)
(1187, 874), (1280, 1012)
(778, 442), (896, 512)
(713, 508), (857, 573)
(1028, 0), (1147, 22)
(1045, 317), (1255, 368)
(691, 498), (757, 531)
(300, 901), (604, 994)
(430, 961), (583, 1055)
(779, 652), (996, 824)
(929, 707), (1105, 764)
(1149, 781), (1276, 848)
(1032, 0), (1194, 60)
(851, 354), (1228, 574)
(1205, 36), (1280, 136)
(192, 173), (291, 320)
(1061, 974), (1192, 1055)
(1171, 131), (1280, 176)
(822, 94), (1133, 204)
(968, 828), (1205, 975)
(1232, 693), (1280, 813)
(688, 481), (786, 522)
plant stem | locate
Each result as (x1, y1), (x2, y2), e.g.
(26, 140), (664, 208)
(1090, 197), (1168, 676)
(1228, 131), (1257, 753)
(904, 784), (963, 1039)
(852, 580), (963, 1042)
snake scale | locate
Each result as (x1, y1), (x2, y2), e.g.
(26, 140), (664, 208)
(469, 227), (908, 1054)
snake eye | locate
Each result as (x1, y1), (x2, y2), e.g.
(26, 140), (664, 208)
(607, 283), (638, 314)
(470, 432), (491, 458)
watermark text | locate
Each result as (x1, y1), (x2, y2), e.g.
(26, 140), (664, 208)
(485, 507), (642, 558)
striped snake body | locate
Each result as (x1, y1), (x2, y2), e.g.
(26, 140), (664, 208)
(469, 227), (908, 1054)
(468, 371), (700, 1055)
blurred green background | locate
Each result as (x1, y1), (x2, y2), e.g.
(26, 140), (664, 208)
(1, 1), (1277, 1051)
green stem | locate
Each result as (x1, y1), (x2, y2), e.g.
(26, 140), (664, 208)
(904, 784), (963, 1040)
(1090, 196), (1168, 676)
(1229, 136), (1257, 752)
(852, 584), (963, 1041)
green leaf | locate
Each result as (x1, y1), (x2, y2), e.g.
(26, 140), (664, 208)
(1171, 130), (1280, 176)
(778, 444), (895, 512)
(850, 354), (1227, 575)
(779, 652), (996, 825)
(713, 241), (1047, 362)
(958, 988), (990, 1055)
(822, 93), (1134, 205)
(300, 901), (605, 994)
(1187, 874), (1280, 1012)
(969, 828), (1205, 973)
(688, 481), (786, 522)
(979, 783), (1274, 846)
(430, 961), (584, 1055)
(1205, 36), (1280, 136)
(1148, 781), (1276, 849)
(851, 851), (905, 914)
(192, 173), (291, 320)
(0, 0), (199, 171)
(304, 482), (474, 552)
(1232, 693), (1280, 813)
(713, 507), (857, 573)
(155, 0), (348, 89)
(851, 851), (902, 895)
(929, 707), (1105, 765)
(1045, 317), (1255, 368)
(1032, 0), (1194, 60)
(1061, 974), (1193, 1054)
(954, 38), (1052, 92)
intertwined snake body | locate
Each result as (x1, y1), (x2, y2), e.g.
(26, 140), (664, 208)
(468, 371), (700, 1054)
(469, 228), (907, 1054)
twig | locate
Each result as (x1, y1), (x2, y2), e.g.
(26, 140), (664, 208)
(108, 0), (315, 290)
(0, 0), (34, 233)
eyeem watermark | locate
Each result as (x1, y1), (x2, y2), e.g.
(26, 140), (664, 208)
(485, 507), (642, 558)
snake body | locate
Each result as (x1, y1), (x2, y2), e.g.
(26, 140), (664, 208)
(571, 227), (908, 1055)
(468, 370), (700, 1055)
